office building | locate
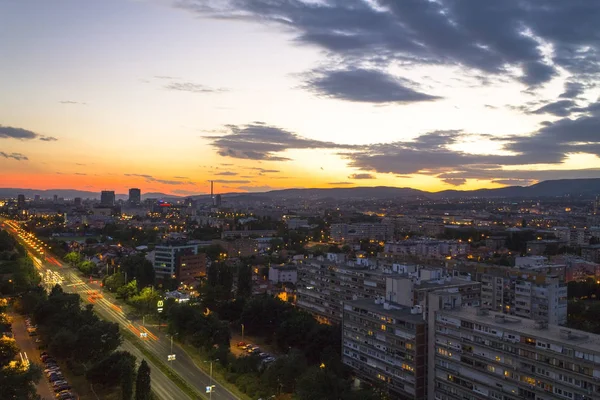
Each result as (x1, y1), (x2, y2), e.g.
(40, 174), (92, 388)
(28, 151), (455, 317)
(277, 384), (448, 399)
(17, 194), (25, 209)
(152, 242), (199, 280)
(129, 188), (141, 205)
(432, 305), (600, 400)
(74, 197), (82, 207)
(342, 299), (427, 400)
(34, 194), (40, 203)
(100, 190), (116, 206)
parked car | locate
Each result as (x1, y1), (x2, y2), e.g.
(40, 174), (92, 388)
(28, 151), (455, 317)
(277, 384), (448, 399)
(52, 380), (68, 388)
(53, 385), (71, 393)
(258, 352), (269, 359)
(236, 341), (247, 348)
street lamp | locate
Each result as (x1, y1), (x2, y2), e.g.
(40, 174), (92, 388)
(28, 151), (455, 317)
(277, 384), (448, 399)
(241, 323), (244, 342)
(204, 359), (219, 400)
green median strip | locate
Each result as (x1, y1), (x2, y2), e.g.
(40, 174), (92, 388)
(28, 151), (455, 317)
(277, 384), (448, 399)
(122, 330), (206, 400)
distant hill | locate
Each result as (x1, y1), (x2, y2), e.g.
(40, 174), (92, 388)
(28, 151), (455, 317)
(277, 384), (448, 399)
(2, 178), (600, 202)
(0, 188), (176, 200)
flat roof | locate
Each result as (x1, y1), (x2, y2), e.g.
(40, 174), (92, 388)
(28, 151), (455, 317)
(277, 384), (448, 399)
(441, 307), (600, 353)
(346, 298), (426, 323)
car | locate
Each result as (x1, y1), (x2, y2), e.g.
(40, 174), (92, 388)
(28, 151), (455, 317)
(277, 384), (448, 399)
(251, 348), (261, 354)
(52, 380), (68, 387)
(258, 352), (269, 359)
(45, 367), (61, 374)
(56, 391), (74, 399)
(243, 344), (253, 350)
(262, 357), (275, 363)
(247, 346), (260, 353)
(45, 362), (58, 368)
(40, 351), (48, 357)
(54, 385), (71, 393)
(28, 331), (38, 336)
(48, 374), (64, 382)
(237, 341), (247, 348)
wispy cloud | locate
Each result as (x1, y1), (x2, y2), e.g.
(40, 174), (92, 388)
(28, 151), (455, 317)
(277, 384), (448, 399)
(349, 173), (376, 180)
(329, 181), (353, 185)
(125, 173), (194, 185)
(0, 151), (28, 161)
(214, 171), (238, 176)
(164, 81), (228, 94)
(0, 124), (58, 142)
(59, 100), (86, 105)
(212, 179), (251, 184)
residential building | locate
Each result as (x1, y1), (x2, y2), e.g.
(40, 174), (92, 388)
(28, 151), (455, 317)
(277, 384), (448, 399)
(152, 242), (199, 280)
(432, 305), (600, 400)
(383, 240), (469, 259)
(582, 245), (600, 263)
(213, 238), (258, 258)
(449, 263), (568, 325)
(176, 252), (207, 286)
(268, 265), (297, 284)
(342, 299), (427, 400)
(100, 190), (115, 206)
(330, 223), (392, 242)
(296, 258), (479, 325)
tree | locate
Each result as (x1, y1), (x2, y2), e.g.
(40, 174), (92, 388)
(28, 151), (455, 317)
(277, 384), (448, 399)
(135, 360), (151, 400)
(104, 272), (126, 292)
(129, 287), (161, 316)
(78, 260), (96, 275)
(0, 336), (19, 365)
(117, 279), (138, 300)
(121, 254), (155, 289)
(64, 251), (81, 266)
(48, 329), (77, 359)
(237, 265), (252, 298)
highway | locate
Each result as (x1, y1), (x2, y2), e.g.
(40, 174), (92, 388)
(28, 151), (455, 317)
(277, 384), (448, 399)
(1, 219), (240, 400)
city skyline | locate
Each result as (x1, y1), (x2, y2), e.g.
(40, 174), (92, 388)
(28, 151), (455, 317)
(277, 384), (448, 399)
(2, 0), (600, 196)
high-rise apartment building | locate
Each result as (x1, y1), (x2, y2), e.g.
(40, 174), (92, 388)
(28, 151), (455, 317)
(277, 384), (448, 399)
(100, 190), (116, 206)
(431, 305), (600, 400)
(449, 263), (567, 325)
(342, 299), (427, 400)
(296, 258), (479, 325)
(129, 188), (141, 205)
(74, 197), (82, 207)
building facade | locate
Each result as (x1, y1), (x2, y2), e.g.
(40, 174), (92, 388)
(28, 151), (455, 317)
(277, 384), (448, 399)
(100, 190), (116, 206)
(342, 299), (427, 400)
(432, 306), (600, 400)
(152, 242), (199, 280)
(128, 188), (141, 205)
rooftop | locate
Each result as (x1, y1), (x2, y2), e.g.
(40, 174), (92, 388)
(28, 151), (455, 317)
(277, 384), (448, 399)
(441, 307), (600, 353)
(346, 298), (426, 323)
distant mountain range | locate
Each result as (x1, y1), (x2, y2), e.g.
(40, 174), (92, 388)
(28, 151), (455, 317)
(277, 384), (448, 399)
(1, 178), (600, 201)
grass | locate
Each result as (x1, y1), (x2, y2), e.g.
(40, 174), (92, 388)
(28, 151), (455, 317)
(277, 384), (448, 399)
(121, 330), (206, 400)
(177, 342), (252, 400)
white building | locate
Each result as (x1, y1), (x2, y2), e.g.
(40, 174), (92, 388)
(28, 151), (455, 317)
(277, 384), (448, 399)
(152, 242), (199, 280)
(268, 265), (297, 284)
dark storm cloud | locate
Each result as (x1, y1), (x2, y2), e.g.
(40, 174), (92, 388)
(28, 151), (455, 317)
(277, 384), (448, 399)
(165, 81), (228, 94)
(204, 122), (358, 161)
(124, 173), (192, 185)
(0, 151), (28, 161)
(530, 100), (577, 117)
(303, 67), (440, 104)
(178, 0), (600, 87)
(349, 173), (376, 180)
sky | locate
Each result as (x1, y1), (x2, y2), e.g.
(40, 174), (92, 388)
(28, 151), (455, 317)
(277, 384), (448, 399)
(1, 0), (600, 196)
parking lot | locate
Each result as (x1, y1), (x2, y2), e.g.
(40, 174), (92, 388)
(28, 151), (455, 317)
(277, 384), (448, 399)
(9, 314), (56, 400)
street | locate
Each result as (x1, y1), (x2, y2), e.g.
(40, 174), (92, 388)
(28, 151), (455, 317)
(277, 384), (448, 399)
(2, 219), (240, 400)
(9, 313), (56, 400)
